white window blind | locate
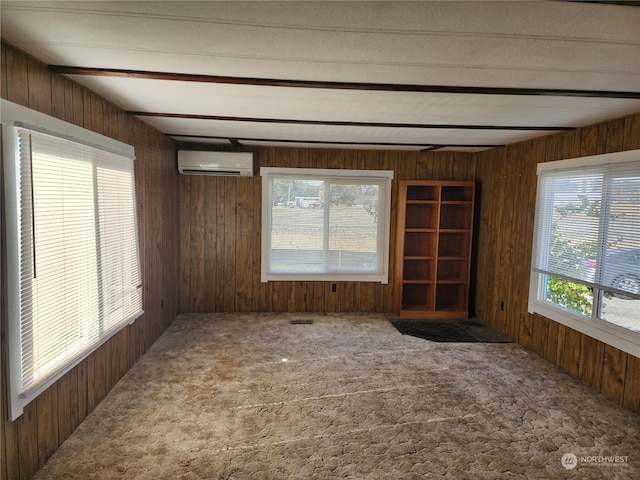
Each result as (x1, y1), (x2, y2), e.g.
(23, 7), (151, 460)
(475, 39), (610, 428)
(533, 162), (640, 298)
(8, 127), (142, 419)
(261, 168), (393, 283)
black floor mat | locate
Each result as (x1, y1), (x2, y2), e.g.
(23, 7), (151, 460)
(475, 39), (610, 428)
(386, 315), (511, 343)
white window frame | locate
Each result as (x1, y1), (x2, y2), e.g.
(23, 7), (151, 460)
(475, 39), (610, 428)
(2, 100), (143, 420)
(528, 149), (640, 358)
(261, 167), (393, 283)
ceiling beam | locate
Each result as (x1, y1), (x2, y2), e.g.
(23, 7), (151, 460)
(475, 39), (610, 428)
(49, 65), (640, 99)
(127, 111), (574, 131)
(167, 134), (503, 149)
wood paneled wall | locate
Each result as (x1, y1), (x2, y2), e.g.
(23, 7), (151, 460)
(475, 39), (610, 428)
(1, 43), (181, 479)
(474, 113), (640, 415)
(179, 148), (476, 313)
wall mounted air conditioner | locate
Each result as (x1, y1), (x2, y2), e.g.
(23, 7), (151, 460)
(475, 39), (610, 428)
(177, 151), (254, 176)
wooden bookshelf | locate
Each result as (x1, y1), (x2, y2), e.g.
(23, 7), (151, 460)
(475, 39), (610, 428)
(394, 181), (475, 319)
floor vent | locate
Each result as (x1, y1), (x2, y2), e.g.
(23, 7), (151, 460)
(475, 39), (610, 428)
(289, 319), (314, 325)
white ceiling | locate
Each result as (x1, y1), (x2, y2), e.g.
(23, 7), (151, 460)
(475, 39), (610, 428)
(2, 1), (640, 152)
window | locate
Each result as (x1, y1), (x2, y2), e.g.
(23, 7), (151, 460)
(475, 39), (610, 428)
(529, 149), (640, 357)
(261, 167), (393, 283)
(2, 101), (142, 420)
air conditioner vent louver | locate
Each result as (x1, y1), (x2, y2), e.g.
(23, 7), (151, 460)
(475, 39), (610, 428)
(181, 169), (241, 176)
(178, 151), (253, 176)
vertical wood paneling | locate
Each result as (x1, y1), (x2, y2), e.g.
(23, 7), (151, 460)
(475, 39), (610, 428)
(203, 177), (218, 312)
(0, 42), (7, 99)
(190, 176), (206, 312)
(271, 281), (289, 311)
(105, 337), (117, 393)
(602, 118), (625, 153)
(18, 402), (38, 480)
(36, 385), (57, 467)
(492, 150), (508, 334)
(180, 177), (192, 310)
(578, 335), (605, 391)
(5, 45), (29, 105)
(601, 345), (627, 403)
(530, 314), (549, 358)
(516, 139), (541, 349)
(179, 145), (475, 316)
(2, 403), (18, 480)
(623, 355), (640, 413)
(56, 375), (71, 444)
(416, 151), (434, 179)
(224, 177), (238, 311)
(491, 153), (507, 333)
(623, 114), (640, 149)
(561, 129), (581, 160)
(252, 153), (266, 312)
(236, 177), (254, 312)
(86, 354), (96, 413)
(288, 281), (307, 312)
(93, 345), (107, 405)
(555, 323), (568, 368)
(67, 365), (80, 434)
(51, 74), (66, 121)
(384, 151), (403, 313)
(503, 143), (521, 342)
(76, 359), (88, 424)
(1, 42), (181, 478)
(562, 328), (582, 377)
(580, 124), (599, 156)
(474, 110), (640, 415)
(27, 57), (52, 115)
(215, 178), (227, 311)
(544, 320), (560, 366)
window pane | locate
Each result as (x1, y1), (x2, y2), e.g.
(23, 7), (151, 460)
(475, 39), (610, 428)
(600, 294), (640, 333)
(543, 276), (593, 317)
(270, 179), (324, 273)
(328, 183), (379, 272)
(599, 175), (640, 297)
(96, 161), (142, 329)
(543, 174), (602, 283)
(22, 135), (101, 387)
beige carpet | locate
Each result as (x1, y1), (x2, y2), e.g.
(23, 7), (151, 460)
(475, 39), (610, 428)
(35, 313), (639, 479)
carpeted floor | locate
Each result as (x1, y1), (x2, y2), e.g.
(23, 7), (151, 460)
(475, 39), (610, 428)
(35, 313), (639, 479)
